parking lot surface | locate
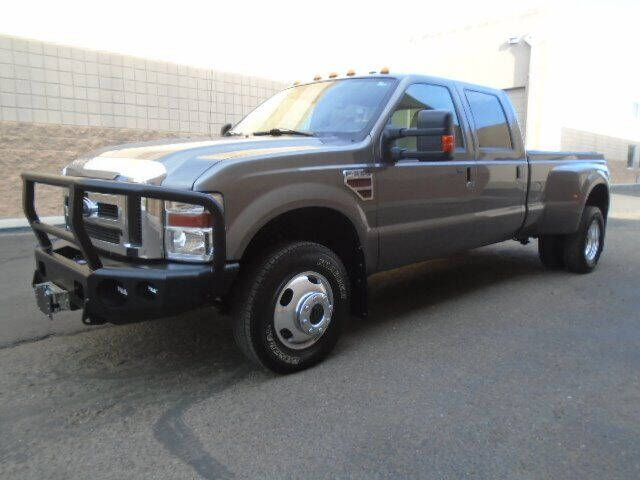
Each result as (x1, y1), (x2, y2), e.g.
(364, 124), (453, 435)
(1, 190), (639, 479)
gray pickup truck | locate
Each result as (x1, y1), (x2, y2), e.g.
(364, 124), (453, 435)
(23, 72), (610, 373)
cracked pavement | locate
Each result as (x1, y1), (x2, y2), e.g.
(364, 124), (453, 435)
(1, 190), (639, 479)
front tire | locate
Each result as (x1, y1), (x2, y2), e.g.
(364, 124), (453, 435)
(563, 206), (605, 274)
(232, 241), (350, 373)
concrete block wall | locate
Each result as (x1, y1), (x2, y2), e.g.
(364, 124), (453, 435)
(0, 122), (204, 218)
(0, 34), (287, 135)
(0, 34), (289, 219)
(561, 128), (640, 184)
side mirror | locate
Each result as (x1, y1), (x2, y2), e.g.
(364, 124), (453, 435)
(220, 123), (233, 136)
(382, 109), (455, 161)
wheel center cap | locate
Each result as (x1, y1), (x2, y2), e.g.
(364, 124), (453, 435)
(296, 292), (332, 336)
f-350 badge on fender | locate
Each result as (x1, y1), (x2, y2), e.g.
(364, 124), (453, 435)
(343, 169), (374, 201)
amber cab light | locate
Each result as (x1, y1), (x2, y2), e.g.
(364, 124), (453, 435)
(441, 135), (455, 154)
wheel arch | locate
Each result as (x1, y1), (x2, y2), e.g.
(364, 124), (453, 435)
(228, 190), (372, 318)
(584, 182), (609, 219)
(535, 167), (609, 235)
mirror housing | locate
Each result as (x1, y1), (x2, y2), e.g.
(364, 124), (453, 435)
(382, 109), (455, 161)
(220, 123), (233, 136)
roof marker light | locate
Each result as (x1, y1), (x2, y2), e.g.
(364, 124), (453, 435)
(346, 69), (356, 76)
(313, 75), (322, 81)
(380, 67), (390, 74)
(328, 72), (338, 78)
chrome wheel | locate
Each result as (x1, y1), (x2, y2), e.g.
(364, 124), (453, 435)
(584, 219), (601, 265)
(273, 271), (334, 350)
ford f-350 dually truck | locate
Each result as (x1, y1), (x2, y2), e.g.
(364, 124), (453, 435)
(23, 72), (610, 373)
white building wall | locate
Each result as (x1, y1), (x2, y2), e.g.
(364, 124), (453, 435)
(411, 12), (539, 91)
(407, 8), (640, 183)
(409, 11), (566, 150)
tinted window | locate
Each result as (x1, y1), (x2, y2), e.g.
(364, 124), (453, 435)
(466, 91), (512, 149)
(389, 84), (464, 150)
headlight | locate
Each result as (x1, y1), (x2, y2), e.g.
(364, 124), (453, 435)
(163, 194), (222, 262)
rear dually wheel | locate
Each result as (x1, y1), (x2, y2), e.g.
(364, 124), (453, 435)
(563, 206), (605, 273)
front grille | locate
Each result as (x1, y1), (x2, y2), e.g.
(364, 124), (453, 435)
(85, 223), (121, 244)
(63, 191), (161, 259)
(97, 202), (118, 219)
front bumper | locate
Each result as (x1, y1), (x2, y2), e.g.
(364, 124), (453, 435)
(32, 242), (238, 323)
(22, 172), (233, 324)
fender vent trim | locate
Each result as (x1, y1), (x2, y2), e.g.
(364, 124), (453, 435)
(343, 169), (374, 201)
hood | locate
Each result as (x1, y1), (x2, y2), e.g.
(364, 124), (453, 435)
(64, 136), (328, 188)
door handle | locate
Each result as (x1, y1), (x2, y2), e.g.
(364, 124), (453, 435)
(466, 166), (473, 187)
(456, 167), (473, 187)
(516, 165), (522, 180)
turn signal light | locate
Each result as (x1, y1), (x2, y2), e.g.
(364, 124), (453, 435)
(167, 210), (213, 228)
(441, 135), (455, 153)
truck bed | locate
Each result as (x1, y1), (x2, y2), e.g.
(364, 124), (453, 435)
(523, 150), (608, 237)
(527, 150), (605, 162)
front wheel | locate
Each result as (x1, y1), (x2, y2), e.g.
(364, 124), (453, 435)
(563, 206), (605, 274)
(232, 242), (350, 373)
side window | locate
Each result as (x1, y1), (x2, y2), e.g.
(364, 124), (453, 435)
(389, 84), (464, 151)
(628, 145), (638, 169)
(465, 90), (512, 149)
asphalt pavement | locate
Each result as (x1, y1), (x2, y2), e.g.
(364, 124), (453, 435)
(0, 190), (639, 479)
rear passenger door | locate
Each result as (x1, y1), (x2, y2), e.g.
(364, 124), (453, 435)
(462, 88), (528, 244)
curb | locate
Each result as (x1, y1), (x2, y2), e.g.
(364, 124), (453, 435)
(0, 216), (64, 233)
(611, 183), (640, 193)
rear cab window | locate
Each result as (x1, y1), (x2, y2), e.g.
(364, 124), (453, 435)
(465, 90), (513, 149)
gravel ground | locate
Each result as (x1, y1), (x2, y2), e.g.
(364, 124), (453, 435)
(0, 190), (639, 479)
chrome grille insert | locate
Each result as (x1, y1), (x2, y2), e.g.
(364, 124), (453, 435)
(85, 223), (121, 244)
(63, 191), (163, 259)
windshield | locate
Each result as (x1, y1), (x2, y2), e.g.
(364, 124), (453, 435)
(231, 78), (397, 139)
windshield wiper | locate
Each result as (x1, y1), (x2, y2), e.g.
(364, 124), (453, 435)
(253, 128), (314, 137)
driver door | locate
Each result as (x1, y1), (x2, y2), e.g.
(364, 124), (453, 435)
(376, 82), (479, 270)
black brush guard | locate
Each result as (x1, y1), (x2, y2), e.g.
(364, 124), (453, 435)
(22, 173), (238, 324)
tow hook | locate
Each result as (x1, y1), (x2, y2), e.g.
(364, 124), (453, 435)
(34, 282), (70, 320)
